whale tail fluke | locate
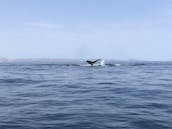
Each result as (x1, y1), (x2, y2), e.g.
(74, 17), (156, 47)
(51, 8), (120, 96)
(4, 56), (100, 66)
(86, 59), (101, 66)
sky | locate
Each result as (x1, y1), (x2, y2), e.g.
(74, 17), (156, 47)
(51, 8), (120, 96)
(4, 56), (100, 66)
(0, 0), (172, 60)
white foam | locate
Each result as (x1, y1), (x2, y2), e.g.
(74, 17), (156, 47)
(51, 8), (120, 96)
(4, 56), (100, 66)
(100, 60), (105, 66)
(115, 64), (121, 66)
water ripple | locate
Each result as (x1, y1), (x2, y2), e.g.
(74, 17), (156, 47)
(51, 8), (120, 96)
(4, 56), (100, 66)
(0, 61), (172, 129)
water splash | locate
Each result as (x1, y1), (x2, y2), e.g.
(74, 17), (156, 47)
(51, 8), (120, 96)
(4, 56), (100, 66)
(100, 60), (105, 66)
(115, 64), (121, 66)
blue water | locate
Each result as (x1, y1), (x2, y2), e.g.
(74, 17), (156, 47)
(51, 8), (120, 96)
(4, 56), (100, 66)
(0, 60), (172, 129)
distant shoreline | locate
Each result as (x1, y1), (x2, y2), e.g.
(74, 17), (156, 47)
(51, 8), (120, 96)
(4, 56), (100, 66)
(1, 57), (172, 62)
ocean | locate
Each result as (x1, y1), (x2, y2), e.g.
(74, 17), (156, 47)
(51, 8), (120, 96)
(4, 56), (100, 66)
(0, 60), (172, 129)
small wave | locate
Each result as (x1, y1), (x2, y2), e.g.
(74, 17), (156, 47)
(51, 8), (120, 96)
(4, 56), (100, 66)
(64, 64), (80, 67)
(0, 78), (42, 84)
(103, 63), (121, 67)
(97, 82), (117, 85)
(131, 63), (146, 66)
(105, 64), (115, 66)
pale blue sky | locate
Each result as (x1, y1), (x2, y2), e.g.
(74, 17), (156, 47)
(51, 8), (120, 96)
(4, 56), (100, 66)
(0, 0), (172, 60)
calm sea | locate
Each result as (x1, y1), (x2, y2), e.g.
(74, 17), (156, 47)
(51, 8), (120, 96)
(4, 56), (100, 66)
(0, 60), (172, 129)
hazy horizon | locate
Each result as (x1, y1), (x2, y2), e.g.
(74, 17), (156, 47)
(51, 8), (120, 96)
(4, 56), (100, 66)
(1, 0), (172, 61)
(1, 57), (172, 62)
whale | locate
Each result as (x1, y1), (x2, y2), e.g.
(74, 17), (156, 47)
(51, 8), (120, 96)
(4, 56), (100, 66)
(86, 59), (101, 66)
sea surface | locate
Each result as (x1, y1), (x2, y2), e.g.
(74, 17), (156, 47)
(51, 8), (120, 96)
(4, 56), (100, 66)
(0, 60), (172, 129)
